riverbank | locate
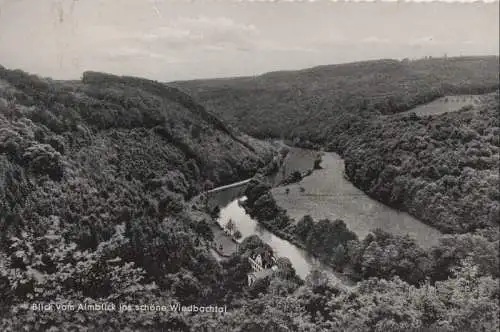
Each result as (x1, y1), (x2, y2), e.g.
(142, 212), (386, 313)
(213, 196), (354, 285)
(189, 143), (318, 263)
(271, 148), (442, 249)
(192, 176), (354, 284)
(196, 141), (441, 285)
(240, 202), (345, 267)
(209, 221), (240, 257)
(239, 192), (357, 282)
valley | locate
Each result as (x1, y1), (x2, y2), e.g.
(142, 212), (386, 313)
(271, 147), (442, 249)
(1, 57), (498, 331)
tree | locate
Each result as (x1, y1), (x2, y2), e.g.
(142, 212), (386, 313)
(313, 153), (323, 170)
(287, 170), (302, 184)
(233, 230), (242, 240)
(225, 219), (235, 232)
(360, 241), (384, 278)
(305, 269), (329, 292)
(238, 235), (273, 259)
(159, 193), (184, 215)
(203, 180), (214, 191)
(276, 257), (296, 279)
(300, 269), (339, 322)
(22, 143), (64, 180)
(429, 233), (500, 281)
(211, 206), (220, 218)
(218, 255), (251, 299)
(0, 218), (191, 330)
(169, 271), (203, 305)
(270, 279), (300, 301)
(336, 277), (424, 331)
(305, 219), (357, 261)
(251, 192), (280, 221)
(244, 180), (271, 205)
(295, 215), (314, 241)
(279, 147), (289, 159)
(431, 257), (500, 331)
(353, 230), (431, 285)
(193, 220), (214, 242)
(332, 244), (347, 270)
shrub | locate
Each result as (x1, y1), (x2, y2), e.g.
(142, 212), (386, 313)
(22, 143), (63, 180)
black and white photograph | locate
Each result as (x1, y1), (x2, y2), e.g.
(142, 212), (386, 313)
(0, 0), (499, 331)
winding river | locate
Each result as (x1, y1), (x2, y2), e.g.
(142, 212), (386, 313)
(216, 195), (352, 284)
(206, 146), (442, 284)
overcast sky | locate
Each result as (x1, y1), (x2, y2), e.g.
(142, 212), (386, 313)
(0, 0), (498, 81)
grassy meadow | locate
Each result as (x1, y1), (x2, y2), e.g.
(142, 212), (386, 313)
(270, 144), (319, 185)
(397, 94), (487, 117)
(271, 152), (442, 248)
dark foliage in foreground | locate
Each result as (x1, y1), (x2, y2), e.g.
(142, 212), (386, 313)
(240, 180), (499, 331)
(0, 67), (271, 330)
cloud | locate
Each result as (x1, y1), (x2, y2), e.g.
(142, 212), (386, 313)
(405, 36), (480, 47)
(255, 41), (318, 53)
(124, 16), (260, 52)
(408, 36), (436, 46)
(361, 36), (391, 44)
(106, 47), (185, 64)
(176, 16), (258, 34)
(87, 15), (316, 57)
(308, 34), (479, 50)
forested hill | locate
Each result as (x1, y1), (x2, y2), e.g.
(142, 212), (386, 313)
(172, 56), (499, 148)
(344, 92), (500, 235)
(0, 66), (499, 332)
(0, 66), (271, 248)
(0, 66), (279, 330)
(172, 56), (500, 236)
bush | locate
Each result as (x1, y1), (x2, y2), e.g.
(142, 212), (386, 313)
(22, 143), (63, 180)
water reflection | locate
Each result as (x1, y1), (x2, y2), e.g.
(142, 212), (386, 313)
(214, 195), (348, 283)
(205, 146), (441, 284)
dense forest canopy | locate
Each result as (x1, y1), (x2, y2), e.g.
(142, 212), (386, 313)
(0, 67), (271, 247)
(174, 56), (500, 236)
(344, 93), (500, 235)
(0, 65), (273, 330)
(0, 62), (499, 331)
(173, 56), (499, 145)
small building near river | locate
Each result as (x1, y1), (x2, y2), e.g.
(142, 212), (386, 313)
(247, 252), (278, 286)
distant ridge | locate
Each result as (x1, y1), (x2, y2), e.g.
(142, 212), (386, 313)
(173, 55), (499, 142)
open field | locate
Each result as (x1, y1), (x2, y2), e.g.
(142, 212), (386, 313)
(271, 152), (442, 249)
(271, 144), (319, 185)
(397, 94), (486, 117)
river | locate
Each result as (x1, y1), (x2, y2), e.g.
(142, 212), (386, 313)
(218, 196), (353, 285)
(205, 146), (442, 284)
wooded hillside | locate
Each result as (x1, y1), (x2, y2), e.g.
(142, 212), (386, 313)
(0, 65), (498, 331)
(344, 93), (499, 234)
(174, 56), (499, 147)
(174, 56), (500, 235)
